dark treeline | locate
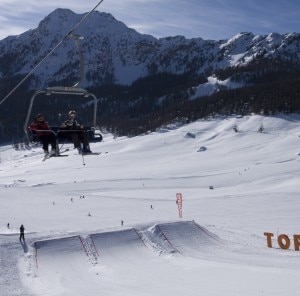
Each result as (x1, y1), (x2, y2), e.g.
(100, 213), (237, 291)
(0, 57), (300, 144)
(94, 58), (300, 136)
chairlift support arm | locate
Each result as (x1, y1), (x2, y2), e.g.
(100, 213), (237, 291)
(69, 33), (85, 88)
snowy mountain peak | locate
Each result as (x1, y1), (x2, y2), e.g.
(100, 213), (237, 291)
(0, 8), (299, 89)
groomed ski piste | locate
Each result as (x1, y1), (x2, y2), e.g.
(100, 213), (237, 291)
(1, 114), (300, 296)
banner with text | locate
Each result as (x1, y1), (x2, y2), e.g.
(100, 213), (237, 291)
(176, 193), (182, 218)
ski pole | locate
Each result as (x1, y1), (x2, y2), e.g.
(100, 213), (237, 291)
(58, 133), (69, 154)
(81, 153), (86, 166)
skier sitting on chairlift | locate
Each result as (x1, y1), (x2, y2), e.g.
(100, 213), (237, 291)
(60, 110), (92, 154)
(28, 114), (58, 156)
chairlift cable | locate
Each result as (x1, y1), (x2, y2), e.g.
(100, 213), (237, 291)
(0, 0), (105, 106)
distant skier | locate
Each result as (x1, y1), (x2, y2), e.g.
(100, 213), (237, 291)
(233, 124), (239, 133)
(19, 224), (25, 242)
(7, 223), (9, 229)
(258, 123), (264, 133)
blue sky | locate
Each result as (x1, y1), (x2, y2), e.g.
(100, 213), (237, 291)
(0, 0), (299, 40)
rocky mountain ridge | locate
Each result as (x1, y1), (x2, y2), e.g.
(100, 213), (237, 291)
(0, 8), (299, 90)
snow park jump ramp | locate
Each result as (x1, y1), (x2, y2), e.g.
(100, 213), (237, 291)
(34, 235), (86, 269)
(90, 228), (158, 272)
(29, 222), (224, 296)
(89, 221), (221, 261)
(32, 235), (101, 295)
(151, 220), (222, 257)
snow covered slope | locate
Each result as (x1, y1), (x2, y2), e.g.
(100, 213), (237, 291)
(1, 114), (300, 295)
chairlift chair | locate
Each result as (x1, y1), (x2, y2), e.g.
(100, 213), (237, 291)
(23, 86), (102, 145)
(23, 33), (103, 147)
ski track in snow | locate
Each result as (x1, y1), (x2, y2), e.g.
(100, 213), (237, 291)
(0, 235), (31, 295)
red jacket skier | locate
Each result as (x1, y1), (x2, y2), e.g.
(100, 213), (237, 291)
(28, 114), (57, 155)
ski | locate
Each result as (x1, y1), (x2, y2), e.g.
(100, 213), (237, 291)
(81, 152), (101, 155)
(58, 148), (70, 154)
(42, 153), (52, 161)
(80, 151), (108, 155)
(42, 149), (69, 161)
(43, 154), (69, 161)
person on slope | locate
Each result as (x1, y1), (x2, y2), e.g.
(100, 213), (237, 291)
(60, 110), (92, 154)
(19, 224), (25, 242)
(28, 114), (58, 155)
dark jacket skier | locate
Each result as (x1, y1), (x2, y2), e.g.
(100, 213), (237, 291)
(20, 224), (25, 242)
(60, 110), (91, 154)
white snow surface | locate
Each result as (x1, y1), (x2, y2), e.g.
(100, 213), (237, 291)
(1, 114), (300, 295)
(191, 76), (244, 99)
